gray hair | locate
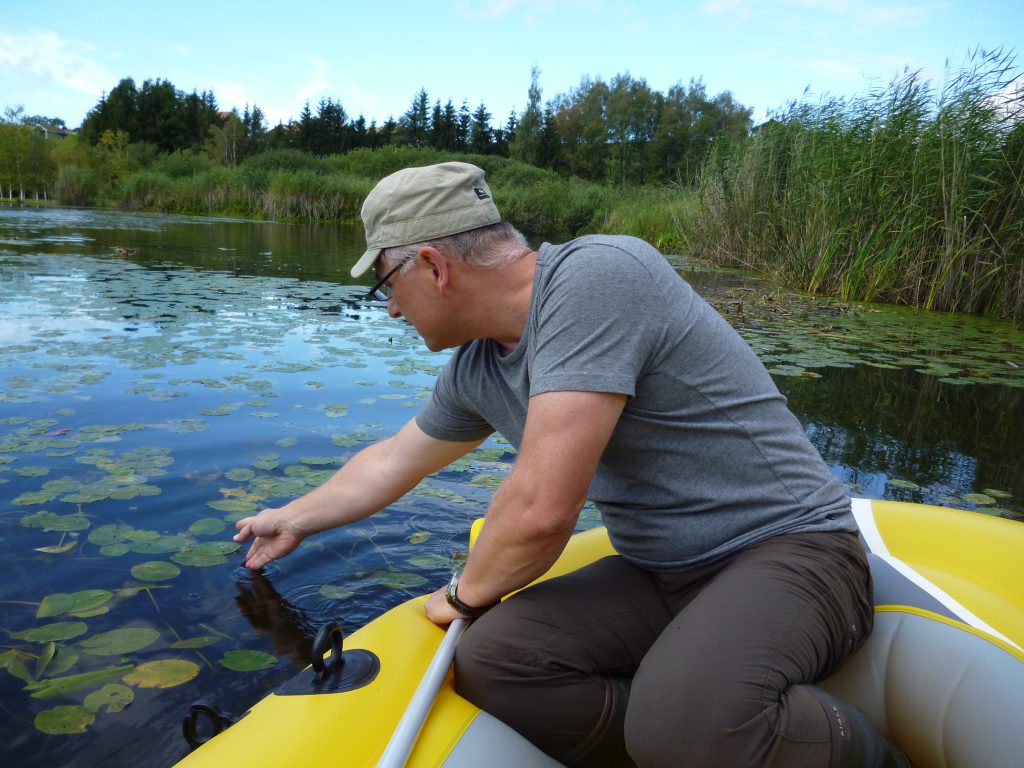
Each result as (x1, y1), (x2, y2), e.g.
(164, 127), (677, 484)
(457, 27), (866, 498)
(379, 221), (531, 275)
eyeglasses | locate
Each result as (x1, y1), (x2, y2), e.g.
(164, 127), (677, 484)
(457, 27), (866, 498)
(365, 258), (412, 302)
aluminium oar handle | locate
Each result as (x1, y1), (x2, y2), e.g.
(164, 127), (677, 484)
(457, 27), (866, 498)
(376, 618), (469, 768)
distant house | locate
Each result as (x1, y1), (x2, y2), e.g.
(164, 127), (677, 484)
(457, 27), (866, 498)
(34, 123), (76, 140)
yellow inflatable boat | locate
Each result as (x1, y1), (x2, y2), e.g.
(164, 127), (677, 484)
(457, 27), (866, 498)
(176, 499), (1024, 768)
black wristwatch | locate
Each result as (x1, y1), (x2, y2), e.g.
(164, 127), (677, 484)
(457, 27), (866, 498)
(445, 572), (496, 618)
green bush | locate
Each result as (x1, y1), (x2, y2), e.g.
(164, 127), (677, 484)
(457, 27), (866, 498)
(150, 149), (215, 179)
(54, 164), (100, 207)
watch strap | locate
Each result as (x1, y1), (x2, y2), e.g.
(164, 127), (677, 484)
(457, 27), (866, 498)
(446, 572), (496, 617)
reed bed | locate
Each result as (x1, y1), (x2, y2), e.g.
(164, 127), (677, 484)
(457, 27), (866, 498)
(690, 49), (1024, 320)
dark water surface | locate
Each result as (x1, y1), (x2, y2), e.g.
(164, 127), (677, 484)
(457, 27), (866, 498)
(1, 206), (1021, 767)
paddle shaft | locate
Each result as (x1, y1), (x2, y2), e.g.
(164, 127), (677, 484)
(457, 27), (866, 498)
(376, 618), (468, 768)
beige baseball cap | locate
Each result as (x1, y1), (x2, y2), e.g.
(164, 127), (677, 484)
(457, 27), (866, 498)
(351, 161), (502, 278)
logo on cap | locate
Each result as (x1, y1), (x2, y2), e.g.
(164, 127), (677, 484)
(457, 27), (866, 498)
(474, 187), (490, 200)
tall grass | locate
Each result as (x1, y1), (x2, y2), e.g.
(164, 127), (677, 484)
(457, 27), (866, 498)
(111, 146), (694, 247)
(690, 48), (1024, 320)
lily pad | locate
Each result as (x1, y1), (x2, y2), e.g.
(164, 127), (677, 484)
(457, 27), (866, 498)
(253, 454), (280, 471)
(171, 549), (228, 567)
(373, 571), (429, 590)
(188, 518), (226, 536)
(226, 468), (256, 482)
(170, 636), (219, 649)
(127, 535), (190, 554)
(207, 499), (260, 513)
(122, 659), (200, 688)
(47, 646), (79, 677)
(37, 590), (113, 619)
(407, 531), (431, 544)
(982, 488), (1013, 499)
(34, 704), (96, 735)
(83, 683), (134, 714)
(408, 554), (451, 569)
(318, 585), (355, 600)
(961, 492), (997, 505)
(86, 524), (136, 548)
(218, 649), (278, 672)
(886, 479), (920, 490)
(80, 627), (161, 656)
(12, 621), (89, 643)
(20, 510), (91, 532)
(130, 561), (181, 582)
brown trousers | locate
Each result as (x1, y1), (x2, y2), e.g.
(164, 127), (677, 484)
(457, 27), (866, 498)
(454, 531), (874, 768)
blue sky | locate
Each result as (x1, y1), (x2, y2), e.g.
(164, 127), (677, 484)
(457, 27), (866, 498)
(1, 0), (1021, 130)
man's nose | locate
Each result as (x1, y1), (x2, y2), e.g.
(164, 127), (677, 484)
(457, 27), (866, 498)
(387, 296), (402, 319)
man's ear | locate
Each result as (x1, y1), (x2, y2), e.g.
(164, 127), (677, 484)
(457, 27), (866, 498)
(418, 246), (450, 291)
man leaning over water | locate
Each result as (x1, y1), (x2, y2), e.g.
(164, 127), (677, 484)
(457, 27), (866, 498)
(233, 162), (912, 767)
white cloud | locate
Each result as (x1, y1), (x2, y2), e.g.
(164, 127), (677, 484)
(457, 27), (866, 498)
(0, 28), (113, 97)
(453, 0), (599, 23)
(700, 0), (756, 17)
(294, 56), (332, 106)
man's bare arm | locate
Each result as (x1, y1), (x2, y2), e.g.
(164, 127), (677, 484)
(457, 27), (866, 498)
(425, 390), (627, 624)
(235, 418), (483, 569)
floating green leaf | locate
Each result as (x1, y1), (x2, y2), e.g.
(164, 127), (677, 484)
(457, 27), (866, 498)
(130, 561), (181, 582)
(83, 683), (133, 714)
(20, 510), (90, 532)
(47, 646), (79, 677)
(122, 659), (200, 688)
(219, 649), (278, 672)
(80, 627), (160, 656)
(171, 549), (227, 567)
(88, 524), (135, 546)
(207, 499), (259, 513)
(34, 704), (95, 734)
(961, 492), (997, 505)
(188, 518), (226, 536)
(35, 540), (78, 554)
(226, 468), (256, 482)
(100, 543), (130, 557)
(1, 649), (34, 684)
(171, 636), (219, 649)
(253, 454), (280, 471)
(886, 479), (920, 490)
(982, 488), (1013, 499)
(127, 535), (190, 554)
(26, 664), (133, 698)
(37, 590), (113, 619)
(373, 571), (429, 589)
(192, 541), (240, 556)
(407, 531), (431, 544)
(408, 554), (451, 569)
(15, 466), (50, 477)
(14, 490), (58, 505)
(12, 621), (88, 643)
(318, 585), (354, 600)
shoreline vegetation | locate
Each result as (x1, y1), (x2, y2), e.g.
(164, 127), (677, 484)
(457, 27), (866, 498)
(2, 51), (1022, 320)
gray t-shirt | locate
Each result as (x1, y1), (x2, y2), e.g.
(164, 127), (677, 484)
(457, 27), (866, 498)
(416, 235), (854, 570)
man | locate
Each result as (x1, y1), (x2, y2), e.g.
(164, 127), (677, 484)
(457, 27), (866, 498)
(234, 162), (909, 767)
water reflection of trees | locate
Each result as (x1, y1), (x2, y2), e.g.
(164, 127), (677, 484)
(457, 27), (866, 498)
(778, 365), (1024, 503)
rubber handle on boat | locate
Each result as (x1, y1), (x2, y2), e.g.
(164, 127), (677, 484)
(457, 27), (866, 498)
(376, 618), (469, 768)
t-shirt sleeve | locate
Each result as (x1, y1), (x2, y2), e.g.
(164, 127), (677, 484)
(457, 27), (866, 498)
(415, 349), (496, 442)
(529, 243), (663, 397)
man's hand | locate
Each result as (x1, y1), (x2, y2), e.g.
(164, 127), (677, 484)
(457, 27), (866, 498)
(424, 584), (465, 627)
(233, 508), (305, 570)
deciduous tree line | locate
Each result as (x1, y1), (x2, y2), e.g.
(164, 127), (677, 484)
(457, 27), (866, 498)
(1, 70), (751, 200)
